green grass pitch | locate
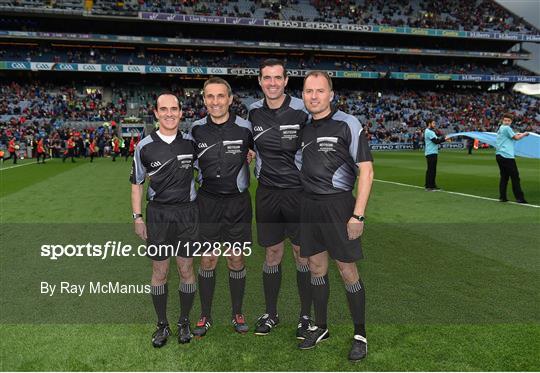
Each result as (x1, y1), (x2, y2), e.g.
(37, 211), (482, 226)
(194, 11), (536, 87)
(1, 149), (539, 371)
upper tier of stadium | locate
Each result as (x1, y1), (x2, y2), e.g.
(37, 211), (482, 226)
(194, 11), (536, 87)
(0, 0), (537, 35)
(0, 45), (531, 76)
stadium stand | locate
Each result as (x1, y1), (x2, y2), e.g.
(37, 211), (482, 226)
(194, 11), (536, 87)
(0, 45), (531, 75)
(2, 82), (538, 154)
(0, 0), (537, 34)
(0, 0), (538, 159)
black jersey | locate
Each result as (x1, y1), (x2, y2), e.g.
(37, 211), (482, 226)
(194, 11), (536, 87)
(190, 114), (253, 194)
(248, 95), (308, 189)
(130, 131), (197, 203)
(299, 108), (373, 195)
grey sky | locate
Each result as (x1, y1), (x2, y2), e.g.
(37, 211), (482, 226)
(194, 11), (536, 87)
(495, 0), (539, 74)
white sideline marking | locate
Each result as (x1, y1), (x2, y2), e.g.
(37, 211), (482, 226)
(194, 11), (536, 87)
(0, 162), (37, 171)
(374, 179), (540, 208)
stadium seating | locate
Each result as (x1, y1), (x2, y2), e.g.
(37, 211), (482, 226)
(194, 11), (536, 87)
(2, 83), (538, 151)
(0, 46), (530, 76)
(0, 0), (536, 34)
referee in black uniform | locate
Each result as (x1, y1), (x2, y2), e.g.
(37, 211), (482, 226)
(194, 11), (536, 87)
(248, 59), (313, 338)
(131, 93), (199, 347)
(297, 71), (374, 361)
(189, 77), (253, 337)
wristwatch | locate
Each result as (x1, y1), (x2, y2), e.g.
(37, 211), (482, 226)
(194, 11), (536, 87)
(352, 214), (365, 222)
(132, 213), (143, 220)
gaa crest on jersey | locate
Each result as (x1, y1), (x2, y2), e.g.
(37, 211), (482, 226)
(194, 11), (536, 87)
(197, 143), (217, 158)
(253, 126), (272, 141)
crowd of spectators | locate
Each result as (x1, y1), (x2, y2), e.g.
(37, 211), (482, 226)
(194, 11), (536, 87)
(107, 0), (539, 34)
(0, 82), (127, 122)
(112, 85), (249, 120)
(1, 46), (531, 76)
(1, 0), (537, 34)
(0, 82), (250, 159)
(1, 82), (538, 160)
(0, 114), (130, 160)
(333, 90), (540, 143)
(310, 0), (535, 33)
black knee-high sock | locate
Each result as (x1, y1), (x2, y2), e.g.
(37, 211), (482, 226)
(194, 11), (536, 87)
(178, 282), (196, 322)
(229, 267), (247, 315)
(263, 262), (281, 317)
(311, 274), (329, 330)
(151, 283), (168, 324)
(198, 268), (215, 318)
(345, 279), (366, 337)
(296, 263), (312, 318)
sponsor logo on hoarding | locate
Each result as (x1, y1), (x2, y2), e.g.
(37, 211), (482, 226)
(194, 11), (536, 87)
(343, 71), (362, 78)
(58, 64), (75, 71)
(127, 66), (143, 73)
(338, 24), (371, 32)
(266, 20), (301, 28)
(167, 66), (186, 73)
(379, 27), (397, 33)
(517, 76), (537, 82)
(34, 63), (53, 69)
(442, 143), (465, 149)
(524, 35), (540, 41)
(411, 28), (429, 35)
(189, 67), (205, 74)
(442, 30), (459, 37)
(305, 22), (337, 30)
(370, 144), (414, 151)
(230, 68), (257, 75)
(209, 67), (226, 74)
(147, 66), (163, 73)
(403, 73), (422, 80)
(105, 65), (120, 72)
(80, 64), (98, 71)
(462, 75), (483, 81)
(288, 69), (308, 77)
(489, 75), (510, 81)
(370, 143), (465, 151)
(469, 32), (491, 38)
(10, 62), (28, 69)
(434, 74), (452, 80)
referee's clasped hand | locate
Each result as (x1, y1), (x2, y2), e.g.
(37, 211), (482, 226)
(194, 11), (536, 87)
(134, 218), (147, 240)
(347, 217), (364, 240)
(246, 149), (256, 164)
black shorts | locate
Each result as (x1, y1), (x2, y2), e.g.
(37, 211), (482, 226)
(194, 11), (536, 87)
(146, 200), (199, 261)
(197, 189), (252, 244)
(255, 184), (302, 247)
(300, 192), (363, 263)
